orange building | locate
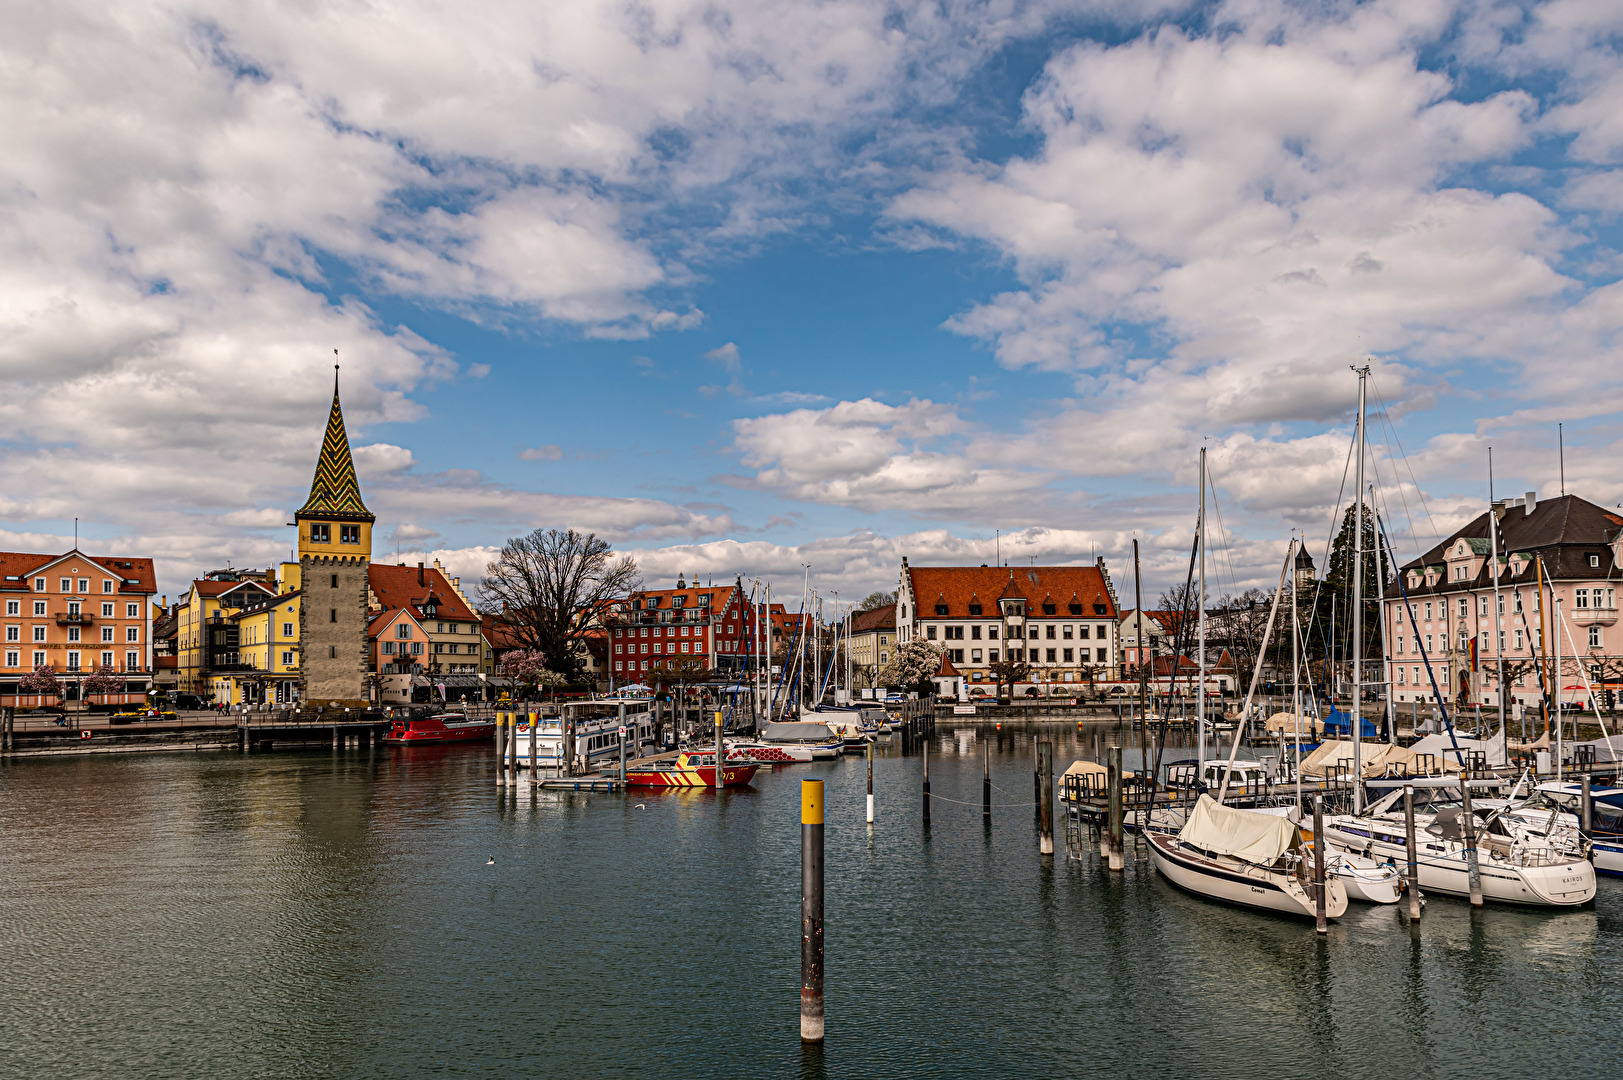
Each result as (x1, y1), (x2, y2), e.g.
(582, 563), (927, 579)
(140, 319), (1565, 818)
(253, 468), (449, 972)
(0, 549), (157, 707)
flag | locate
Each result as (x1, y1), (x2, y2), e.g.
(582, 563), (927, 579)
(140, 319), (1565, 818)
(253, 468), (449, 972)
(1468, 637), (1478, 672)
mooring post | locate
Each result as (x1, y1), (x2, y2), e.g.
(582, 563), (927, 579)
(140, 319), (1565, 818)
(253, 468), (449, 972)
(507, 711), (518, 786)
(801, 778), (825, 1043)
(922, 736), (931, 827)
(982, 738), (992, 823)
(715, 710), (725, 790)
(1039, 740), (1055, 858)
(1312, 794), (1328, 934)
(866, 740), (874, 825)
(1107, 744), (1123, 871)
(495, 712), (506, 786)
(1582, 771), (1593, 834)
(1404, 784), (1421, 921)
(529, 708), (539, 785)
(1460, 778), (1484, 908)
(1033, 739), (1041, 822)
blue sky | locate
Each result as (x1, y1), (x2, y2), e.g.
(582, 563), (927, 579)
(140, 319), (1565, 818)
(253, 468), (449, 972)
(3, 0), (1622, 603)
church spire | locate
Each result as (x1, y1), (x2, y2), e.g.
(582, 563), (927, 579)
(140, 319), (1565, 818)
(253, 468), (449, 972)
(298, 361), (373, 520)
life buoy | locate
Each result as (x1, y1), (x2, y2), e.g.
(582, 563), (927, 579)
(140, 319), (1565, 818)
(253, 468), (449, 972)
(80, 729), (93, 740)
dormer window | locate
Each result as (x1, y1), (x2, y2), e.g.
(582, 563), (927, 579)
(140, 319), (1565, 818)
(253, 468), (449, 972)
(1069, 603), (1082, 615)
(1592, 555), (1602, 568)
(673, 596), (685, 609)
(699, 595), (711, 608)
(935, 604), (948, 615)
(1094, 604), (1107, 615)
(1042, 603), (1056, 615)
(968, 604), (982, 616)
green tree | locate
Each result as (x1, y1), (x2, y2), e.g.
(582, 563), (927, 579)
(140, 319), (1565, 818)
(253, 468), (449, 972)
(1321, 501), (1392, 666)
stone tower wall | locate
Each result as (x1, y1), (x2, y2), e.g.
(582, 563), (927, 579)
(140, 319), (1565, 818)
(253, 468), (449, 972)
(298, 554), (371, 708)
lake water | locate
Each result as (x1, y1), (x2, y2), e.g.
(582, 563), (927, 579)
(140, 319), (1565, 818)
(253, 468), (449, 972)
(1, 724), (1619, 1080)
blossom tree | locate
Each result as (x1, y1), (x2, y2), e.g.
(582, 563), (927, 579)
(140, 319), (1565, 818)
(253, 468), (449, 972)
(19, 664), (60, 708)
(83, 664), (125, 707)
(499, 649), (566, 700)
(880, 638), (943, 695)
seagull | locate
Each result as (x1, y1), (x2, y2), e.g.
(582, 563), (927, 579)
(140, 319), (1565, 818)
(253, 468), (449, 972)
(486, 856), (495, 865)
(634, 804), (647, 810)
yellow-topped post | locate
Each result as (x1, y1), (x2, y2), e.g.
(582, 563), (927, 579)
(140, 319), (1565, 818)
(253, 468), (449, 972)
(800, 777), (824, 1042)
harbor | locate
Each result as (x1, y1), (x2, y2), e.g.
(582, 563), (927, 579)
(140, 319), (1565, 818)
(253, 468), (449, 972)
(3, 721), (1620, 1079)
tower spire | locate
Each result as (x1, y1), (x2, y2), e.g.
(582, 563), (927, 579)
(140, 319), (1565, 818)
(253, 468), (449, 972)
(298, 356), (372, 520)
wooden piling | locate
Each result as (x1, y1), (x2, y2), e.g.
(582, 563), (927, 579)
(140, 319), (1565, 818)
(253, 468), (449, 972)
(1038, 740), (1054, 858)
(982, 739), (991, 822)
(866, 740), (874, 825)
(800, 778), (825, 1043)
(922, 737), (931, 827)
(507, 712), (518, 785)
(495, 712), (506, 786)
(1107, 745), (1123, 871)
(1033, 739), (1042, 822)
(1404, 784), (1421, 921)
(1582, 771), (1593, 834)
(1460, 779), (1484, 908)
(715, 711), (725, 790)
(1312, 794), (1327, 934)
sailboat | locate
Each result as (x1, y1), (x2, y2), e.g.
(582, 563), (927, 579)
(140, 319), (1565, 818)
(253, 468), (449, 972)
(1147, 795), (1348, 919)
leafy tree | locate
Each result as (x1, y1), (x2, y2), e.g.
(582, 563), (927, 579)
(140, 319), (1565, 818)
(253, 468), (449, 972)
(480, 529), (640, 681)
(858, 590), (896, 611)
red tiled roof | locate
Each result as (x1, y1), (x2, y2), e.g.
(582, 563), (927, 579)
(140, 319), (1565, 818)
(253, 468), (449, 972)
(369, 564), (478, 622)
(0, 550), (158, 594)
(937, 652), (960, 677)
(852, 603), (896, 633)
(908, 566), (1116, 618)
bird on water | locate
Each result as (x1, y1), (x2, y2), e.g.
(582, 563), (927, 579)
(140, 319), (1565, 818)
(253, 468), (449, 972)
(634, 804), (647, 810)
(486, 856), (495, 865)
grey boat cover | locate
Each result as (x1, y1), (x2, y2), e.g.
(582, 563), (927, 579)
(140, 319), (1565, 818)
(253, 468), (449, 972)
(762, 722), (837, 743)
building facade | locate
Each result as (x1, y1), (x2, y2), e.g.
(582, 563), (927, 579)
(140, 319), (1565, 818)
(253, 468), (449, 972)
(1386, 493), (1621, 711)
(896, 559), (1121, 696)
(0, 549), (157, 707)
(607, 577), (764, 682)
(849, 603), (896, 678)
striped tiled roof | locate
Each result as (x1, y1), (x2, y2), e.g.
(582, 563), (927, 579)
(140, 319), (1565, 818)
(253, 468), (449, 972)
(298, 369), (372, 520)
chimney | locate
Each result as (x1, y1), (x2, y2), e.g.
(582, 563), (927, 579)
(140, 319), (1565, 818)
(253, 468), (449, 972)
(1525, 491), (1536, 515)
(418, 562), (425, 586)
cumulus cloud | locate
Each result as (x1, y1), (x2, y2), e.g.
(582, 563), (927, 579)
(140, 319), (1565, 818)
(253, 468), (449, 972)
(517, 445), (565, 462)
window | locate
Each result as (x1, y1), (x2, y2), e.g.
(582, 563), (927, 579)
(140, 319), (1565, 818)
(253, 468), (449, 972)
(1095, 648), (1107, 662)
(383, 641), (396, 655)
(3, 601), (13, 616)
(283, 623), (293, 637)
(328, 646), (337, 659)
(1061, 625), (1072, 639)
(1575, 589), (1590, 609)
(4, 651), (15, 668)
(101, 651), (113, 667)
(1479, 596), (1489, 617)
(33, 601), (44, 616)
(988, 649), (998, 662)
(950, 649), (964, 663)
(1079, 625), (1091, 639)
(1592, 555), (1602, 568)
(1497, 595), (1504, 615)
(411, 642), (423, 655)
(1063, 648), (1073, 662)
(67, 650), (80, 670)
(34, 578), (44, 591)
(968, 604), (982, 616)
(1046, 648), (1056, 662)
(945, 626), (964, 640)
(32, 650), (44, 667)
(33, 626), (45, 642)
(3, 626), (13, 642)
(935, 604), (948, 616)
(328, 608), (337, 623)
(1045, 625), (1056, 640)
(282, 651), (295, 666)
(1426, 634), (1433, 653)
(395, 623), (412, 639)
(926, 626), (937, 639)
(1590, 626), (1602, 648)
(67, 627), (80, 642)
(101, 627), (113, 642)
(1515, 629), (1524, 651)
(1424, 602), (1432, 621)
(1042, 603), (1056, 615)
(340, 524), (360, 544)
(1028, 626), (1039, 639)
(1011, 649), (1023, 661)
(310, 523), (331, 543)
(60, 578), (70, 592)
(330, 574), (339, 589)
(879, 651), (888, 664)
(971, 649), (982, 663)
(100, 602), (113, 617)
(1069, 603), (1083, 615)
(78, 579), (88, 593)
(1514, 592), (1523, 613)
(987, 626), (998, 639)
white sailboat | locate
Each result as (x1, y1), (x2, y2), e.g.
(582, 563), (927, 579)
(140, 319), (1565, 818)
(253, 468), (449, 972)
(1147, 795), (1349, 919)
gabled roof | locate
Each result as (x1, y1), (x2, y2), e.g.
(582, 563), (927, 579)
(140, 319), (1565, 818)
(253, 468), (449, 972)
(369, 606), (423, 638)
(937, 651), (960, 677)
(851, 603), (896, 634)
(1399, 494), (1623, 591)
(298, 369), (373, 520)
(907, 566), (1117, 619)
(369, 564), (478, 622)
(0, 550), (158, 594)
(192, 579), (275, 600)
(228, 589), (302, 620)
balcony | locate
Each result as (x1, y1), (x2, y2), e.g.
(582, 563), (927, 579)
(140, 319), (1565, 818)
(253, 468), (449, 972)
(1572, 605), (1618, 627)
(55, 612), (93, 626)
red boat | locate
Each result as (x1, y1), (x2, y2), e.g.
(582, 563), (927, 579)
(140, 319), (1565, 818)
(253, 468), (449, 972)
(625, 750), (760, 788)
(383, 712), (497, 744)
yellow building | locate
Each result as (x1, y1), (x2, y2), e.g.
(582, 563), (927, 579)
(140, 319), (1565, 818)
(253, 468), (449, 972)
(174, 570), (277, 699)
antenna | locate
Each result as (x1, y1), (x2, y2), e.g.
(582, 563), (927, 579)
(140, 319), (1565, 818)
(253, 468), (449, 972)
(74, 517), (78, 549)
(996, 529), (1000, 567)
(1559, 422), (1565, 496)
(1488, 445), (1495, 505)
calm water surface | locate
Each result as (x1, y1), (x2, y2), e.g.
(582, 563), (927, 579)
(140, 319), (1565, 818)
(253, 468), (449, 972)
(1, 724), (1618, 1079)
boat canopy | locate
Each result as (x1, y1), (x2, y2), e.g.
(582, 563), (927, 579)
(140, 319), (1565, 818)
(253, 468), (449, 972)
(1407, 733), (1507, 767)
(1177, 795), (1299, 863)
(762, 722), (839, 743)
(1262, 711), (1323, 736)
(1299, 739), (1418, 778)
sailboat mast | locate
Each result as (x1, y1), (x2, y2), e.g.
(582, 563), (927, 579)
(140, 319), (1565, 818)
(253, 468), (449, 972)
(1352, 365), (1367, 811)
(1374, 498), (1396, 743)
(1488, 448), (1508, 751)
(1198, 446), (1207, 770)
(1292, 536), (1302, 814)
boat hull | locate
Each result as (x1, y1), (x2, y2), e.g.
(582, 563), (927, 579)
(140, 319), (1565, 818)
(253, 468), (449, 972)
(734, 743), (815, 763)
(383, 718), (495, 744)
(1590, 838), (1623, 877)
(1147, 832), (1347, 920)
(1324, 820), (1595, 907)
(625, 762), (760, 788)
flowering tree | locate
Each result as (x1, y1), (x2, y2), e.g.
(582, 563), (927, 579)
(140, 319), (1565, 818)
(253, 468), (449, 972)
(499, 649), (566, 699)
(19, 664), (60, 707)
(880, 638), (942, 694)
(83, 664), (125, 705)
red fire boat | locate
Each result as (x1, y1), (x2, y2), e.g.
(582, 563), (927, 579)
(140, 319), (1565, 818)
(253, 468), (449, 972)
(624, 750), (759, 788)
(383, 712), (497, 744)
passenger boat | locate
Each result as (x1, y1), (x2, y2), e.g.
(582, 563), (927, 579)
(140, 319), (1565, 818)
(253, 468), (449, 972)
(384, 712), (497, 744)
(502, 700), (657, 771)
(1147, 795), (1347, 920)
(1322, 785), (1595, 907)
(625, 749), (760, 788)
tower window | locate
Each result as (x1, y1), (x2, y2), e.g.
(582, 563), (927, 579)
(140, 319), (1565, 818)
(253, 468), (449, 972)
(330, 574), (339, 589)
(330, 609), (337, 623)
(311, 523), (331, 543)
(340, 525), (360, 544)
(329, 645), (337, 658)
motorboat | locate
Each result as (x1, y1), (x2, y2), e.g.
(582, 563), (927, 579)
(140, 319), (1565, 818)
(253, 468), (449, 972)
(1146, 795), (1348, 920)
(728, 740), (816, 763)
(1250, 805), (1402, 904)
(384, 712), (496, 744)
(1322, 786), (1595, 907)
(1533, 781), (1623, 877)
(625, 749), (759, 788)
(758, 721), (843, 759)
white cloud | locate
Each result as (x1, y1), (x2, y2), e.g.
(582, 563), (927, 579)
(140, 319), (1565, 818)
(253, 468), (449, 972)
(517, 445), (565, 462)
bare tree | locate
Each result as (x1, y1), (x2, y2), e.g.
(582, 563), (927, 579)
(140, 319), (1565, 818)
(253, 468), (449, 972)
(858, 590), (897, 611)
(479, 529), (640, 682)
(988, 656), (1032, 702)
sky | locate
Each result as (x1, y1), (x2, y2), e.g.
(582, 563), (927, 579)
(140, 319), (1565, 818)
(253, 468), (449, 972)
(3, 0), (1622, 608)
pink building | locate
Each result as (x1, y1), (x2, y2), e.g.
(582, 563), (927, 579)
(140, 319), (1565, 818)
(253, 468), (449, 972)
(0, 548), (158, 708)
(1386, 493), (1620, 711)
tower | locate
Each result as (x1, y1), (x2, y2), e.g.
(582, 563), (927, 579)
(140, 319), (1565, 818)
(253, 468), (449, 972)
(294, 366), (374, 708)
(1294, 545), (1316, 595)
